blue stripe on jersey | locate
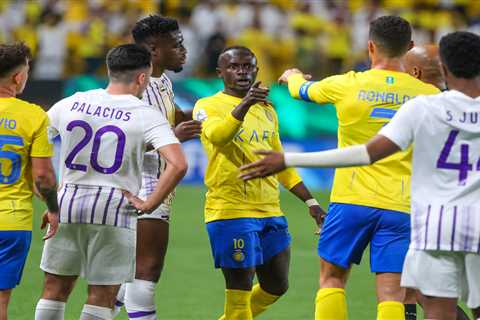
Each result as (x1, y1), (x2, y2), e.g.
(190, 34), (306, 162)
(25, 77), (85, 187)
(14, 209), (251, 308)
(299, 81), (314, 102)
(370, 108), (397, 119)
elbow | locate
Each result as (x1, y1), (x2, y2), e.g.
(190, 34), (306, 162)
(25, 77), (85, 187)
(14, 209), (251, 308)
(175, 158), (188, 179)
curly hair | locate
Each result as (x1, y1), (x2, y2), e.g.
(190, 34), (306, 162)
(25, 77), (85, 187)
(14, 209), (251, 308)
(132, 15), (179, 44)
(440, 31), (480, 79)
(369, 16), (412, 58)
(0, 43), (31, 78)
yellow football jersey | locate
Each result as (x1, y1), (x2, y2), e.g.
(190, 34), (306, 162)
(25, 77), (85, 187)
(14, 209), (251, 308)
(193, 92), (302, 223)
(0, 97), (53, 230)
(288, 70), (439, 213)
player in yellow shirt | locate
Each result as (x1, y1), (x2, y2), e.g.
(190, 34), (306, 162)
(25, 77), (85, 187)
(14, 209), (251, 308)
(193, 46), (324, 320)
(0, 43), (59, 320)
(241, 16), (439, 320)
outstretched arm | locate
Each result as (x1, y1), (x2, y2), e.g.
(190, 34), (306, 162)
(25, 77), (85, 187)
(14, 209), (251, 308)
(239, 135), (401, 180)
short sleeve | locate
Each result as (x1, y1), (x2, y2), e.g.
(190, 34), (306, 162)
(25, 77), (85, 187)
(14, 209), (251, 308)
(30, 111), (54, 157)
(288, 72), (351, 104)
(47, 100), (64, 141)
(143, 108), (179, 150)
(379, 98), (422, 150)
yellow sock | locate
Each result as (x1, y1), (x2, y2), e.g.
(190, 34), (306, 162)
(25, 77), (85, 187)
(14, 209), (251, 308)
(250, 284), (280, 317)
(315, 288), (347, 320)
(219, 289), (253, 320)
(377, 301), (405, 320)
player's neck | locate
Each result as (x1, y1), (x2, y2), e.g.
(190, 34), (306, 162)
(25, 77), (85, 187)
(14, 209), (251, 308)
(0, 85), (16, 98)
(448, 77), (480, 99)
(370, 57), (406, 73)
(152, 65), (164, 78)
(223, 88), (247, 99)
(106, 83), (138, 97)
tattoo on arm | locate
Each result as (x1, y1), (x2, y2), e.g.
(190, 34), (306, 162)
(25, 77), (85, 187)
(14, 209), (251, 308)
(35, 176), (59, 213)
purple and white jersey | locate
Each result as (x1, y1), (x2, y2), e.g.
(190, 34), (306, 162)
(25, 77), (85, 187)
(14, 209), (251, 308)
(380, 90), (480, 253)
(140, 74), (176, 209)
(48, 89), (179, 228)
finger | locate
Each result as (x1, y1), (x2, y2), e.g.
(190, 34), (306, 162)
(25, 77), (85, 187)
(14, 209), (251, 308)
(304, 74), (312, 80)
(239, 161), (263, 171)
(252, 81), (261, 88)
(183, 120), (202, 125)
(254, 150), (273, 156)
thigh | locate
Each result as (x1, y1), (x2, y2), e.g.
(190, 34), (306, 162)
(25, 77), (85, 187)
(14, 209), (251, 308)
(370, 210), (410, 273)
(135, 219), (169, 281)
(318, 203), (376, 269)
(221, 267), (256, 291)
(40, 224), (83, 277)
(0, 231), (31, 290)
(206, 218), (263, 269)
(256, 247), (290, 295)
(86, 225), (136, 285)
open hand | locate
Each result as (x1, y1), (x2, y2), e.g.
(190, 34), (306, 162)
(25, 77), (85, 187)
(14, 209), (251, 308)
(278, 68), (312, 85)
(309, 205), (326, 235)
(40, 210), (59, 240)
(239, 150), (286, 180)
(174, 120), (202, 141)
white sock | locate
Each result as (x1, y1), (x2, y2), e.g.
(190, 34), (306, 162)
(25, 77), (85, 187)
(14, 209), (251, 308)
(35, 299), (65, 320)
(112, 284), (126, 318)
(80, 304), (112, 320)
(125, 279), (157, 320)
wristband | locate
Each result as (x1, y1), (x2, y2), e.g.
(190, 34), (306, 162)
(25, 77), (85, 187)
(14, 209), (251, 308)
(305, 199), (319, 207)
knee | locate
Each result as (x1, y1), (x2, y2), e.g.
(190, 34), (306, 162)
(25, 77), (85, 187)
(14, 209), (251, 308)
(319, 271), (346, 289)
(377, 283), (404, 302)
(273, 281), (289, 296)
(135, 258), (164, 282)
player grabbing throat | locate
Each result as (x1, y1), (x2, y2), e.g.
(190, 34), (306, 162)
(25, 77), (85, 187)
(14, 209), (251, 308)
(0, 43), (59, 320)
(113, 15), (201, 320)
(193, 46), (324, 320)
(34, 44), (187, 320)
(241, 31), (480, 320)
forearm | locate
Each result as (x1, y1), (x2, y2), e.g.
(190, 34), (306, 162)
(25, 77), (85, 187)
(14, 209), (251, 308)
(204, 113), (243, 146)
(284, 145), (371, 168)
(287, 73), (309, 100)
(34, 173), (59, 213)
(143, 164), (187, 211)
(288, 182), (315, 202)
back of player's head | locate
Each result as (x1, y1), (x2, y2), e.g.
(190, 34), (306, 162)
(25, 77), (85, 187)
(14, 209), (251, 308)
(439, 31), (480, 79)
(218, 46), (256, 66)
(369, 16), (412, 58)
(106, 44), (151, 83)
(132, 15), (179, 44)
(0, 42), (31, 78)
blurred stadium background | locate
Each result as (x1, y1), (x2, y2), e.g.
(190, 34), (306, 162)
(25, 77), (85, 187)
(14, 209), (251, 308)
(2, 0), (477, 318)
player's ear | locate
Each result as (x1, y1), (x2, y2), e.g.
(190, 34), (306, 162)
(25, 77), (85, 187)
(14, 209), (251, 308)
(413, 66), (420, 79)
(215, 67), (222, 78)
(367, 40), (375, 56)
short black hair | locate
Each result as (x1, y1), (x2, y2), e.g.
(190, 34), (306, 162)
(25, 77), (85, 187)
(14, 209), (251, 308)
(132, 15), (179, 44)
(0, 43), (31, 78)
(369, 16), (412, 58)
(218, 46), (256, 65)
(439, 31), (480, 79)
(106, 44), (151, 83)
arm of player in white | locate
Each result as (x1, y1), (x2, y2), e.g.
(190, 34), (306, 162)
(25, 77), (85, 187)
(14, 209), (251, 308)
(239, 136), (401, 180)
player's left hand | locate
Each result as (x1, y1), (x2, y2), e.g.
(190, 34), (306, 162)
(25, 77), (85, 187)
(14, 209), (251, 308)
(41, 210), (59, 240)
(239, 150), (286, 180)
(309, 205), (326, 235)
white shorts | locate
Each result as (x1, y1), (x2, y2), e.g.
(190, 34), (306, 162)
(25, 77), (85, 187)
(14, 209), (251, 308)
(137, 202), (171, 222)
(401, 249), (480, 308)
(40, 223), (136, 285)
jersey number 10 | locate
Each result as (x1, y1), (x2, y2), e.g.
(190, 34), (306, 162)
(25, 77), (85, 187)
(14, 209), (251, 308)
(436, 130), (479, 186)
(65, 120), (126, 174)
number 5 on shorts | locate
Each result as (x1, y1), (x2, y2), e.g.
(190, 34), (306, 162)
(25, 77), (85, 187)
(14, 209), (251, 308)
(0, 135), (23, 184)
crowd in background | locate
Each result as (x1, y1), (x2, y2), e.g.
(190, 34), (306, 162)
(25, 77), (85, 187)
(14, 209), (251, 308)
(1, 0), (479, 83)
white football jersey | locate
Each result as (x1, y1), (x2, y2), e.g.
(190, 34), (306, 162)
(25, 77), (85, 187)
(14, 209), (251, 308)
(140, 74), (177, 210)
(380, 90), (480, 253)
(48, 88), (179, 194)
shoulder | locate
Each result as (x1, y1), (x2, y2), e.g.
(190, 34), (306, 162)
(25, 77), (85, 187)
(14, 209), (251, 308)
(406, 77), (441, 95)
(16, 98), (47, 116)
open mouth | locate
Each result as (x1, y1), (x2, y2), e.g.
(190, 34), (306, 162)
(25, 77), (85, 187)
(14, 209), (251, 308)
(236, 79), (251, 86)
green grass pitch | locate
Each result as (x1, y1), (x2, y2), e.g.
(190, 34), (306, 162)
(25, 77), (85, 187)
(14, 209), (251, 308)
(9, 185), (452, 319)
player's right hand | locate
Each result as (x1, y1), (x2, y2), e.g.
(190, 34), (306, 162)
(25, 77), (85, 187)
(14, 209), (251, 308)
(41, 210), (59, 240)
(278, 68), (312, 85)
(174, 120), (202, 142)
(241, 81), (271, 107)
(123, 190), (153, 215)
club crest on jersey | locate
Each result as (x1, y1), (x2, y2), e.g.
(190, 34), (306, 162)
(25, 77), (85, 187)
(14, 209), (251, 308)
(233, 249), (245, 262)
(195, 109), (208, 122)
(386, 76), (395, 84)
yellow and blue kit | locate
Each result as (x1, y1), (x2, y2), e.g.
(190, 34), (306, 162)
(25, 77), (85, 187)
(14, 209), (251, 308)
(0, 97), (53, 289)
(288, 70), (439, 271)
(193, 91), (302, 268)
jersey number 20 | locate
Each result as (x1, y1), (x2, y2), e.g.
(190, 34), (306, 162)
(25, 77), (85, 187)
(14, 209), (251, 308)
(65, 120), (126, 174)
